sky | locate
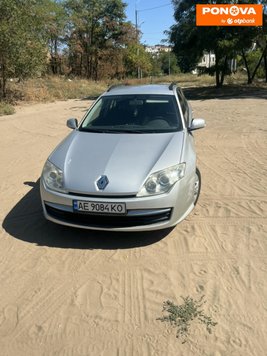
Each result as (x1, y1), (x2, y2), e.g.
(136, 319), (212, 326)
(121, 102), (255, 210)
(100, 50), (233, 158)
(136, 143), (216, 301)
(125, 0), (175, 46)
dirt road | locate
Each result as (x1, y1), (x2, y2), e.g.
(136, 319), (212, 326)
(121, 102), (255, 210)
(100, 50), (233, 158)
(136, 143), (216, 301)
(0, 91), (266, 355)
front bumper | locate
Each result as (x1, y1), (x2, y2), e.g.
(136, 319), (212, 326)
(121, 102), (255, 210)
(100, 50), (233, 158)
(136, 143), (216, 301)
(40, 179), (194, 231)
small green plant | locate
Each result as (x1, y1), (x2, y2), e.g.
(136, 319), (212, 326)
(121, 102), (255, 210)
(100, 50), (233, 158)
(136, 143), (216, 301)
(0, 102), (15, 116)
(157, 295), (217, 343)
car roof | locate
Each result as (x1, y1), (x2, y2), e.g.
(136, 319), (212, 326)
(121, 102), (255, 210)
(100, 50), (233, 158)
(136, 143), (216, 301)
(103, 84), (178, 96)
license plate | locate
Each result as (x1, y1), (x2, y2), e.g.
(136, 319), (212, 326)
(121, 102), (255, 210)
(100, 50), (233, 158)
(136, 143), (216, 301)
(73, 200), (126, 215)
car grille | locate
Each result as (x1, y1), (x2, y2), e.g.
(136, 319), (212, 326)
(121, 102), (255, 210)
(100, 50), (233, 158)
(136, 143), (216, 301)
(45, 204), (172, 228)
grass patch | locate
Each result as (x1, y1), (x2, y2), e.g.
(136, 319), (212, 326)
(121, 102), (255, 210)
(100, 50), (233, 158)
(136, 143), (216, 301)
(123, 72), (249, 87)
(0, 102), (15, 116)
(9, 72), (249, 104)
(121, 73), (216, 87)
(11, 76), (108, 102)
(157, 295), (217, 343)
(3, 72), (265, 117)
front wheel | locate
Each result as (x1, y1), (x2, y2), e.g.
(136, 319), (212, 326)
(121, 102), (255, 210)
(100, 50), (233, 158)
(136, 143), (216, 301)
(193, 168), (201, 206)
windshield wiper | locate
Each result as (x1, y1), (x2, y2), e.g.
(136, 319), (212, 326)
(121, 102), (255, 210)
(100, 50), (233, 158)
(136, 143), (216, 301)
(80, 128), (117, 133)
(111, 129), (146, 133)
(80, 128), (170, 134)
(80, 128), (148, 133)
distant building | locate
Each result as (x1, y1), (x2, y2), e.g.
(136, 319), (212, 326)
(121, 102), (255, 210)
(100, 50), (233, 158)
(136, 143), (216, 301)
(198, 52), (216, 69)
(193, 51), (237, 74)
(192, 52), (215, 74)
(145, 45), (172, 56)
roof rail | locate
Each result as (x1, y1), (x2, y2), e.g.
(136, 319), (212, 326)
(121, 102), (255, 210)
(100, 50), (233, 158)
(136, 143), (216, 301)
(168, 82), (177, 90)
(107, 83), (129, 92)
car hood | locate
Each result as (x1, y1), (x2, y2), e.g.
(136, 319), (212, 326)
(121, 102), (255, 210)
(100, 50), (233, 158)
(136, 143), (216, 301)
(49, 130), (184, 195)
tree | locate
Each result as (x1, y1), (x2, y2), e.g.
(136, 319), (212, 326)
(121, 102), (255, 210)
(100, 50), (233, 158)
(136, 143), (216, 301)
(236, 4), (267, 84)
(0, 0), (48, 98)
(124, 44), (153, 78)
(97, 21), (137, 79)
(169, 0), (260, 87)
(159, 51), (180, 75)
(42, 0), (68, 75)
(65, 0), (126, 80)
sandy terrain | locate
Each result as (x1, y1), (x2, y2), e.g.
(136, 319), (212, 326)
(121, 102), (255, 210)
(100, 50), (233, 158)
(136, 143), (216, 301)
(0, 88), (266, 356)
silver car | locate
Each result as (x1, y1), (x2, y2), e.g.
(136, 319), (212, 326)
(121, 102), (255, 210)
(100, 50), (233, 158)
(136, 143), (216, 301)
(40, 83), (205, 231)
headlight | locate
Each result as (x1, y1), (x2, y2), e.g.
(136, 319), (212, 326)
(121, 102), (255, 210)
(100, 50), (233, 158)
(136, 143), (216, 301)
(137, 163), (186, 197)
(42, 160), (66, 193)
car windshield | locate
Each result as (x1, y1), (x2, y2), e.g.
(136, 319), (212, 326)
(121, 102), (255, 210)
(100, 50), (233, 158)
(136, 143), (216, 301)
(80, 94), (182, 133)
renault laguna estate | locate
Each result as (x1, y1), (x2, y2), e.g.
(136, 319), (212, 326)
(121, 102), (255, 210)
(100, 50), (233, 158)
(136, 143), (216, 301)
(40, 83), (205, 231)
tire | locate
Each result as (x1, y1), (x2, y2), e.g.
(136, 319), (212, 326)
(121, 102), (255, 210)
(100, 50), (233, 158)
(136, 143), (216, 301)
(193, 168), (201, 206)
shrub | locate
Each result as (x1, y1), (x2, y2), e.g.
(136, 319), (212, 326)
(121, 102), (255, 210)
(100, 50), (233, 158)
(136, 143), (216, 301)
(157, 295), (217, 343)
(0, 102), (15, 116)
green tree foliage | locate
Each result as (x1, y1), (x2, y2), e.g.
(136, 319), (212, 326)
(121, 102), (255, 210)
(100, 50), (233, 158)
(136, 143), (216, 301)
(0, 0), (145, 95)
(252, 2), (267, 82)
(159, 51), (180, 75)
(169, 0), (263, 87)
(150, 51), (180, 76)
(0, 0), (48, 98)
(237, 1), (267, 83)
(124, 44), (153, 78)
(1, 0), (266, 96)
(65, 0), (127, 80)
(42, 0), (68, 75)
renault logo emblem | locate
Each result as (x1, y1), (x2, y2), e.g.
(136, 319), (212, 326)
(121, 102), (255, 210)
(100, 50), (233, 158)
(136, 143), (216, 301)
(96, 175), (109, 190)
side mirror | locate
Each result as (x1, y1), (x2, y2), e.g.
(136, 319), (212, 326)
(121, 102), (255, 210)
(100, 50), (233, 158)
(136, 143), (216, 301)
(66, 118), (78, 129)
(188, 118), (206, 131)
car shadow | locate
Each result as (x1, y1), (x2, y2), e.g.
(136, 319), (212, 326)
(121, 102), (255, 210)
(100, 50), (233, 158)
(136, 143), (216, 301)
(2, 180), (172, 250)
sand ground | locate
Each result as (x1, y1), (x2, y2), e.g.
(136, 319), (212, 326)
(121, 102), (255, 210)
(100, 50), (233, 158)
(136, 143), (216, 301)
(0, 89), (266, 355)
